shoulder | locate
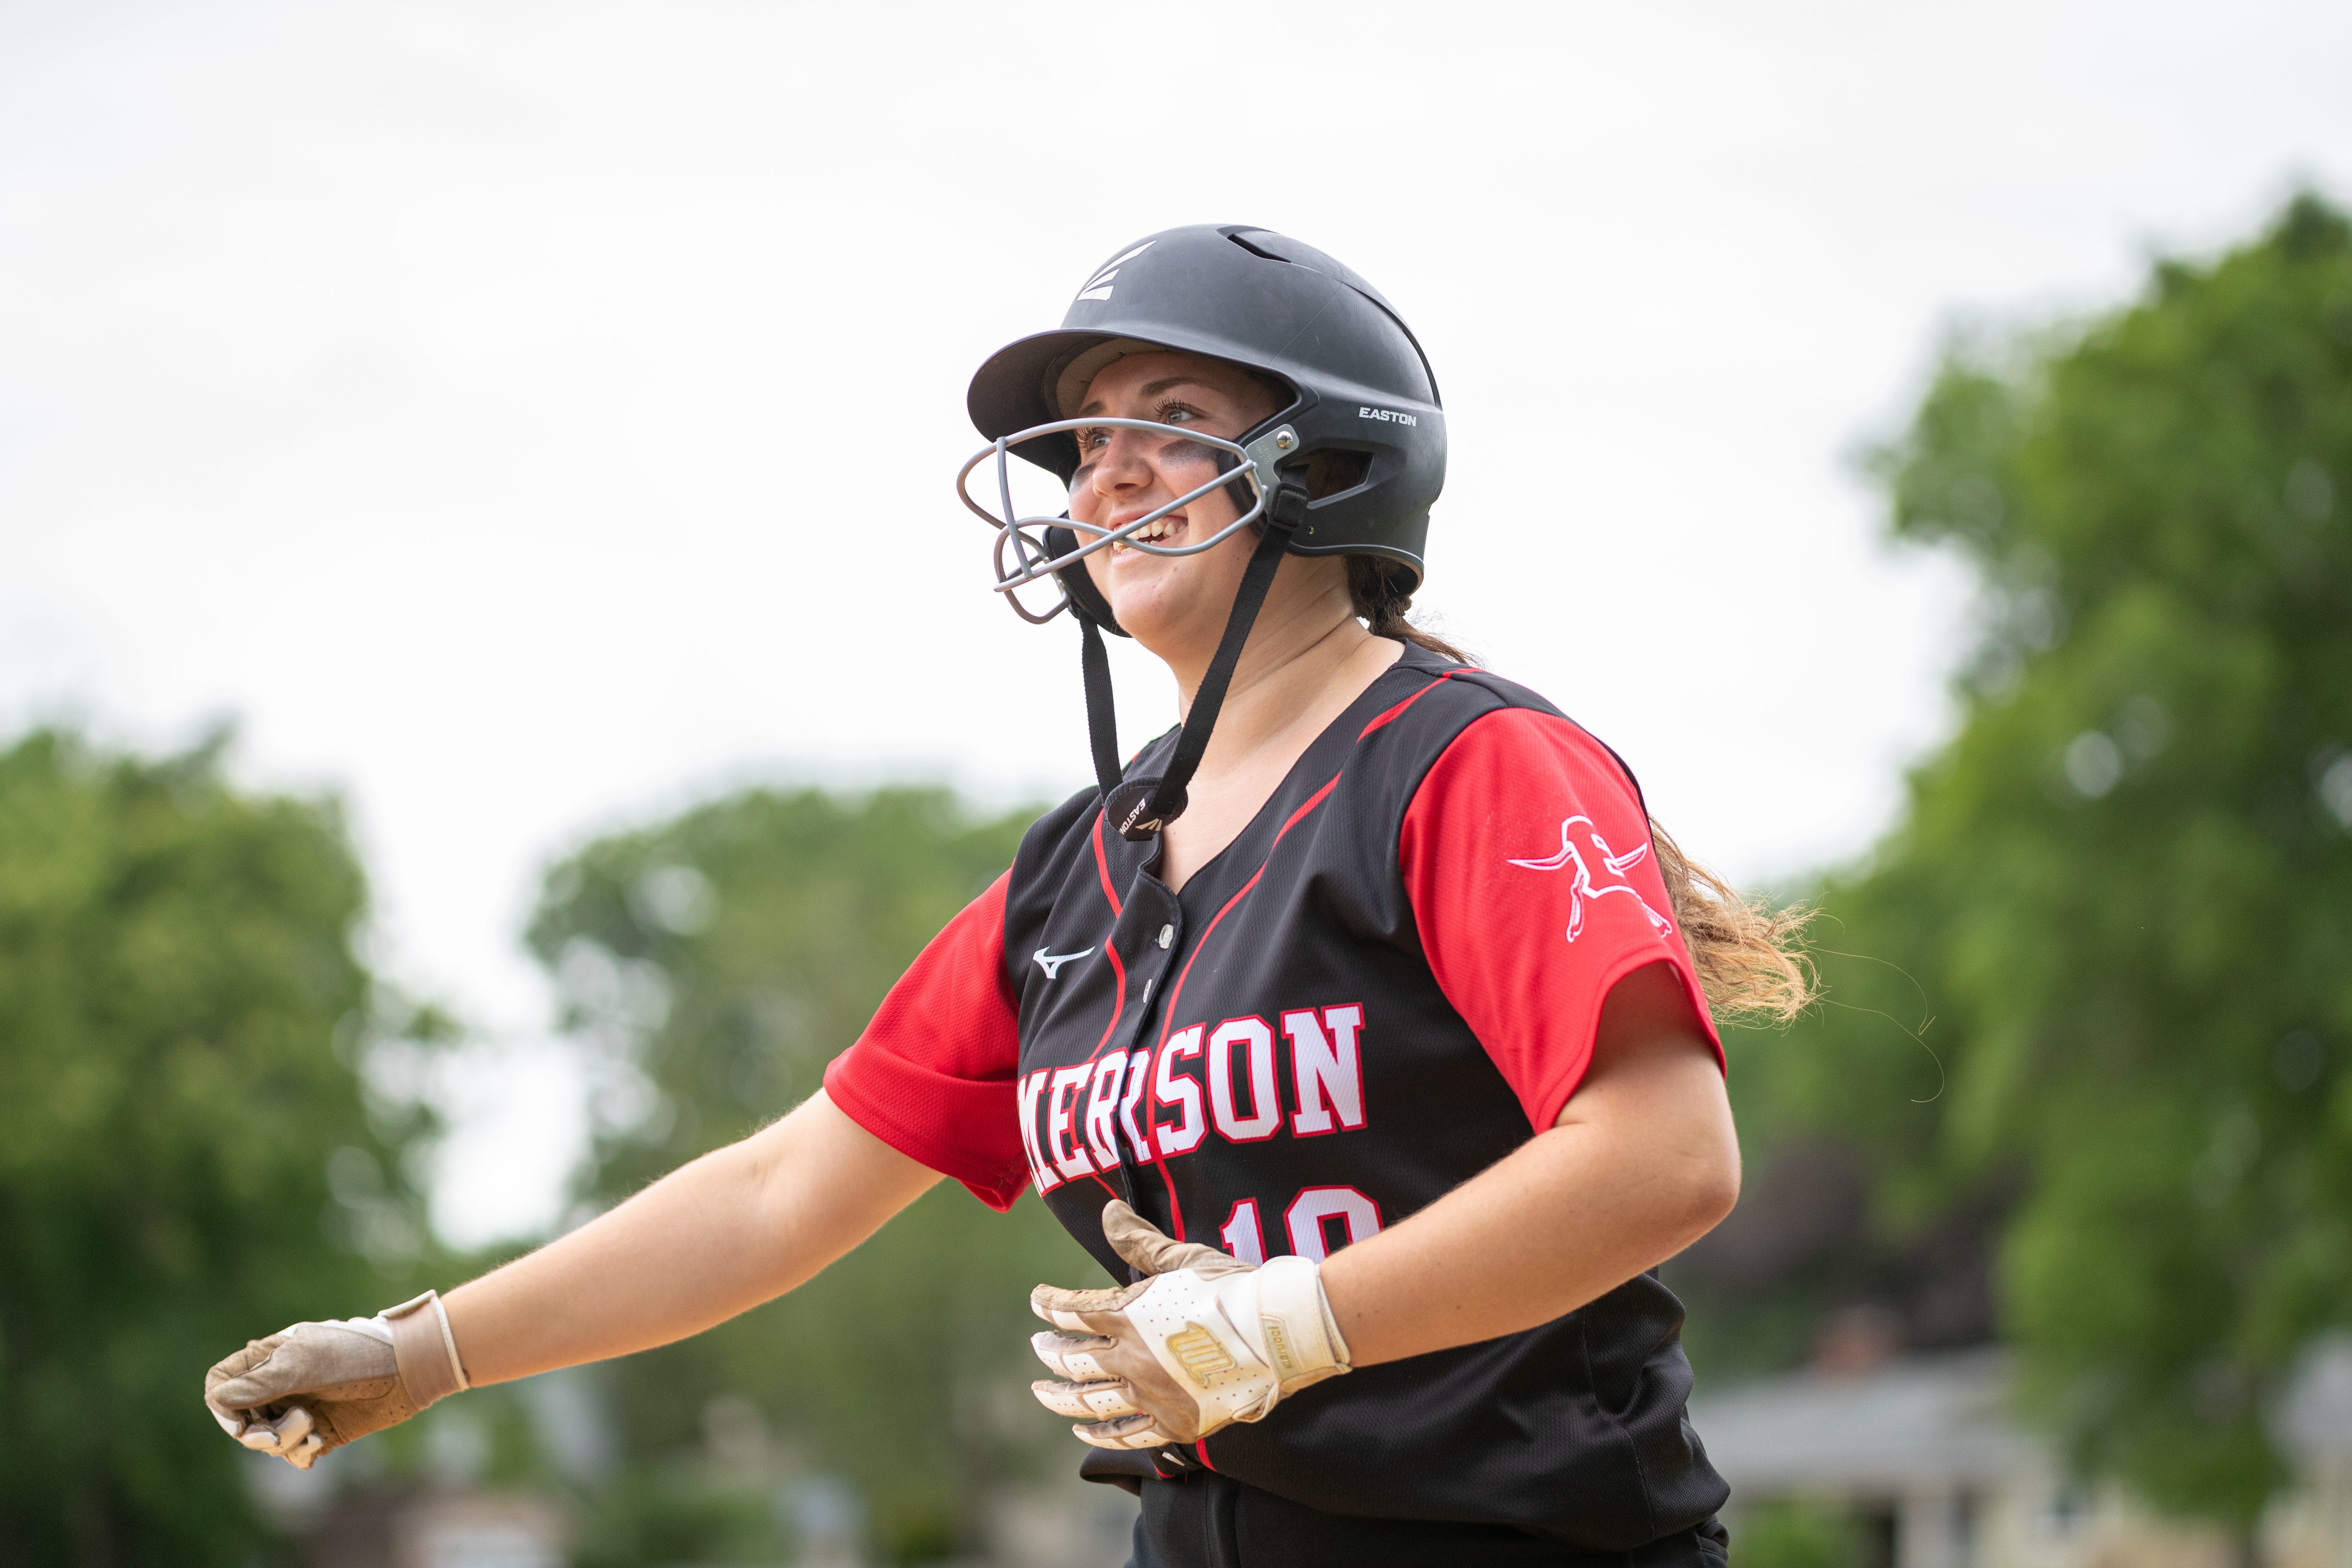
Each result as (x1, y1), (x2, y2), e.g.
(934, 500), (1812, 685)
(1003, 782), (1106, 944)
(1424, 706), (1648, 819)
(1366, 650), (1645, 817)
(1012, 782), (1102, 872)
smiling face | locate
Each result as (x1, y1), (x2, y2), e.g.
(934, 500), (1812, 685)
(1068, 350), (1283, 650)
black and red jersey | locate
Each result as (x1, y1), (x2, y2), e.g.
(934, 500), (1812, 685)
(825, 644), (1730, 1552)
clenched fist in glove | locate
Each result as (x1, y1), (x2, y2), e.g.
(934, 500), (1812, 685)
(203, 1291), (470, 1469)
(1029, 1200), (1351, 1450)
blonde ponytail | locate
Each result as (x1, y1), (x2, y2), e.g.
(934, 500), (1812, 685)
(1345, 554), (1816, 1022)
(1647, 819), (1818, 1026)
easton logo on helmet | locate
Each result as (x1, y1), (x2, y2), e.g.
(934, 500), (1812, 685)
(1075, 240), (1155, 303)
(1359, 406), (1418, 425)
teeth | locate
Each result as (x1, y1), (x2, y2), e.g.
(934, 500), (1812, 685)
(1110, 517), (1179, 552)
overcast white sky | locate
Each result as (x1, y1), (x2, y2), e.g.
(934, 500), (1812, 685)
(5, 0), (2349, 1245)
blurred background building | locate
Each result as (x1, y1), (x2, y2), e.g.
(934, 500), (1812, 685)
(1694, 1341), (2352, 1568)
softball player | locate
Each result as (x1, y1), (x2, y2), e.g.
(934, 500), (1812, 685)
(207, 226), (1808, 1567)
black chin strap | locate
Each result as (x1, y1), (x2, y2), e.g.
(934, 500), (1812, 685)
(1079, 611), (1125, 805)
(1084, 484), (1308, 843)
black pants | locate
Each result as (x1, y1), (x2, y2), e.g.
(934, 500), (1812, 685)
(1127, 1474), (1730, 1568)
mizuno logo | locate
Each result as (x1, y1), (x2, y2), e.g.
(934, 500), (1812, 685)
(1034, 946), (1094, 979)
(1075, 240), (1154, 303)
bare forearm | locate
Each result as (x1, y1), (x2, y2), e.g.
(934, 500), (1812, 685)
(1320, 999), (1738, 1367)
(1321, 1094), (1732, 1363)
(444, 1091), (936, 1386)
(445, 1143), (784, 1386)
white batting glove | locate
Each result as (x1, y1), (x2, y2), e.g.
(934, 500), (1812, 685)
(202, 1291), (470, 1469)
(1028, 1200), (1351, 1450)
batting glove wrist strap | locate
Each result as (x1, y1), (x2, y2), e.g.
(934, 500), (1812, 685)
(1219, 1255), (1350, 1394)
(1028, 1200), (1352, 1451)
(383, 1290), (471, 1407)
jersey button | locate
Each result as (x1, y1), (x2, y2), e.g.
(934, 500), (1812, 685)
(1157, 924), (1174, 949)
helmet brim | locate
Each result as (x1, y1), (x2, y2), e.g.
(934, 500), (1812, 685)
(967, 327), (1304, 484)
(965, 330), (1137, 482)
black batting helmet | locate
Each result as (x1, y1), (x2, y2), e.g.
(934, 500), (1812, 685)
(957, 225), (1446, 839)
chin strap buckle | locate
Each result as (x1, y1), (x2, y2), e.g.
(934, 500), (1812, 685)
(1268, 481), (1309, 530)
(1106, 777), (1183, 842)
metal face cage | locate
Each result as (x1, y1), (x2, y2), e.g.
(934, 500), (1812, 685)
(957, 417), (1300, 624)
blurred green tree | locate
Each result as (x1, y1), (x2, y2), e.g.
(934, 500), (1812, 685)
(1731, 1498), (1865, 1568)
(0, 729), (437, 1566)
(1680, 193), (2352, 1532)
(526, 784), (1097, 1565)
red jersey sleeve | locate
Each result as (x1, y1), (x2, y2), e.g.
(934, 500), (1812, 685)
(822, 873), (1030, 1211)
(1400, 707), (1721, 1134)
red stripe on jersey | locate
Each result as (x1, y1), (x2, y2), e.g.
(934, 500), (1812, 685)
(1136, 773), (1343, 1240)
(1275, 773), (1344, 841)
(1091, 812), (1123, 916)
(1149, 1144), (1185, 1235)
(1399, 708), (1720, 1133)
(1152, 773), (1341, 1054)
(1090, 940), (1127, 1063)
(1355, 668), (1477, 742)
(1078, 884), (1128, 1201)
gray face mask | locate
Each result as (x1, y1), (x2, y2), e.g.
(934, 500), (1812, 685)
(957, 414), (1298, 626)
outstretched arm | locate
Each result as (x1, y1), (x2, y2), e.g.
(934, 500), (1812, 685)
(1317, 959), (1737, 1365)
(448, 1089), (940, 1385)
(207, 1090), (942, 1466)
